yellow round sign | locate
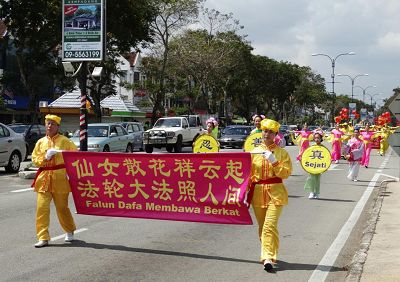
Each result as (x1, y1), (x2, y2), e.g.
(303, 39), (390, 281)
(301, 145), (331, 174)
(193, 134), (219, 153)
(244, 132), (263, 152)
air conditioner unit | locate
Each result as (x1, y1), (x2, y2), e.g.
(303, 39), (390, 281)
(39, 101), (48, 108)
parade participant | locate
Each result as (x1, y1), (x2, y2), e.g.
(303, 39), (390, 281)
(326, 123), (345, 163)
(360, 123), (377, 168)
(204, 117), (219, 140)
(31, 115), (78, 248)
(345, 127), (364, 182)
(304, 131), (325, 199)
(378, 125), (399, 156)
(251, 114), (265, 134)
(248, 118), (292, 271)
(291, 123), (312, 161)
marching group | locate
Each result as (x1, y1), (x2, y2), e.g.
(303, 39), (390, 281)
(30, 113), (397, 274)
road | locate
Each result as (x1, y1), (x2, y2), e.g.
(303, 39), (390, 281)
(0, 144), (398, 281)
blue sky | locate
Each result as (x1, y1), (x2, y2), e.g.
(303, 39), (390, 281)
(205, 0), (400, 106)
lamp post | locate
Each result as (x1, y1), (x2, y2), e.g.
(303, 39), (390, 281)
(354, 85), (376, 104)
(365, 93), (381, 115)
(311, 52), (355, 123)
(337, 73), (369, 102)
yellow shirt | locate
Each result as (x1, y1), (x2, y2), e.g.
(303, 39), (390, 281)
(31, 134), (77, 193)
(249, 143), (292, 207)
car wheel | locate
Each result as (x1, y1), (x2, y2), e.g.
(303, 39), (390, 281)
(5, 151), (21, 173)
(166, 145), (174, 153)
(126, 143), (133, 153)
(103, 145), (110, 152)
(174, 136), (183, 153)
(145, 144), (153, 153)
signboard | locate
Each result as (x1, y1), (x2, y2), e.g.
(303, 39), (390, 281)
(360, 108), (367, 121)
(62, 0), (104, 61)
(62, 151), (253, 225)
(300, 145), (331, 174)
(388, 92), (400, 156)
(349, 103), (357, 119)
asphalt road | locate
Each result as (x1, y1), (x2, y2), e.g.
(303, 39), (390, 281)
(0, 144), (398, 282)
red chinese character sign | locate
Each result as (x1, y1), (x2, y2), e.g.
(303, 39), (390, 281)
(62, 152), (253, 225)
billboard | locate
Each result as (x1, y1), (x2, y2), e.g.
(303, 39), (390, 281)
(62, 0), (104, 61)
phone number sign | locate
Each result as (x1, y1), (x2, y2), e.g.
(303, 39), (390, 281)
(62, 0), (104, 61)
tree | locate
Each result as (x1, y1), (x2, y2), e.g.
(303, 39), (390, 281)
(0, 0), (156, 122)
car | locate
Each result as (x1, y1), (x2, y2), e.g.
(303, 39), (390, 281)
(0, 123), (27, 173)
(8, 123), (46, 156)
(70, 123), (133, 152)
(120, 122), (144, 151)
(218, 125), (252, 149)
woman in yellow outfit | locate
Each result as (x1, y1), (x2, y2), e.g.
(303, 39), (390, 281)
(31, 115), (77, 248)
(248, 119), (292, 271)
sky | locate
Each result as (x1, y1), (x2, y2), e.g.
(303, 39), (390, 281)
(205, 0), (400, 107)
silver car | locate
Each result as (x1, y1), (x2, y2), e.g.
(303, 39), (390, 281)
(70, 123), (133, 152)
(120, 122), (144, 151)
(0, 123), (27, 173)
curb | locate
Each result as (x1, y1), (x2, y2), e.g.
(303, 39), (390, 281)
(345, 179), (396, 281)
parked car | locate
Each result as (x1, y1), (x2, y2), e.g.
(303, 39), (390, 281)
(8, 123), (46, 156)
(0, 123), (27, 173)
(218, 125), (252, 149)
(120, 122), (144, 151)
(70, 123), (133, 152)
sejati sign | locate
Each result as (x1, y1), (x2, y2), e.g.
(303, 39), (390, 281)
(62, 0), (104, 61)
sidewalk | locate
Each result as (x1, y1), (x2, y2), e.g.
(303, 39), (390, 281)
(347, 180), (400, 281)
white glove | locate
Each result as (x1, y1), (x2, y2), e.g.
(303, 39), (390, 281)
(45, 148), (58, 160)
(263, 151), (277, 164)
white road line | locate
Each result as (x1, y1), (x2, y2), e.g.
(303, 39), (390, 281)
(11, 188), (34, 193)
(308, 153), (392, 282)
(50, 228), (89, 242)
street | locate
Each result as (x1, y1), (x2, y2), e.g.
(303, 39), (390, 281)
(0, 145), (398, 282)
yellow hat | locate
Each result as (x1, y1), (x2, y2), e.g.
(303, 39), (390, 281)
(45, 114), (61, 125)
(260, 119), (280, 133)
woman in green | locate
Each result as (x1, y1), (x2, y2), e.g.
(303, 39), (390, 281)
(304, 131), (324, 199)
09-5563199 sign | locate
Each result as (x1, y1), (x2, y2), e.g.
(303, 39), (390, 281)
(62, 0), (104, 61)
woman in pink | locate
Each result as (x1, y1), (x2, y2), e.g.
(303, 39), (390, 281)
(328, 124), (345, 164)
(292, 124), (312, 161)
(345, 127), (364, 181)
(360, 124), (377, 168)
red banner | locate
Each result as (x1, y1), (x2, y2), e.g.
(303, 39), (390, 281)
(62, 152), (253, 225)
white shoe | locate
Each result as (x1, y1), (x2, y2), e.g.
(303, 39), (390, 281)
(65, 232), (74, 242)
(34, 240), (49, 248)
(353, 179), (358, 182)
(313, 194), (319, 199)
(308, 192), (315, 199)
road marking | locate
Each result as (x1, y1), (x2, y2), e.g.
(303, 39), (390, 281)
(309, 152), (393, 282)
(11, 188), (34, 193)
(50, 228), (89, 242)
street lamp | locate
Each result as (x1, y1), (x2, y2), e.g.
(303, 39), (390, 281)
(365, 93), (381, 107)
(336, 73), (369, 102)
(311, 52), (355, 122)
(354, 85), (376, 104)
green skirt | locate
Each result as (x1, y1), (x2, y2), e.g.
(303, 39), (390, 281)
(304, 173), (321, 194)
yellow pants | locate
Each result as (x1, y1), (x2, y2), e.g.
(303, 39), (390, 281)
(252, 204), (283, 262)
(36, 192), (76, 241)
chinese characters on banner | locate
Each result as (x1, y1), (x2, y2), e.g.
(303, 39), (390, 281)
(62, 152), (253, 225)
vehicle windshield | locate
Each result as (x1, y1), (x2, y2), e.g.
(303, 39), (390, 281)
(8, 125), (29, 134)
(154, 118), (181, 128)
(73, 126), (109, 137)
(224, 127), (251, 135)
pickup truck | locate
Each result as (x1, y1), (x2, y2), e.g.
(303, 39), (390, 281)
(142, 116), (203, 153)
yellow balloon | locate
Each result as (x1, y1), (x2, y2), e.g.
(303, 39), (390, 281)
(193, 135), (219, 153)
(244, 132), (263, 152)
(301, 145), (331, 174)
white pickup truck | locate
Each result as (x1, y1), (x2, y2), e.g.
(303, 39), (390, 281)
(142, 116), (203, 153)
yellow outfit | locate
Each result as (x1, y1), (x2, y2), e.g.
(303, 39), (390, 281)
(32, 134), (77, 241)
(249, 143), (292, 262)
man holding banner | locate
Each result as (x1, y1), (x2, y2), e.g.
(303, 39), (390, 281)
(31, 115), (78, 248)
(248, 119), (292, 271)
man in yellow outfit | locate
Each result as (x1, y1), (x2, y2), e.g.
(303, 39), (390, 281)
(248, 118), (292, 271)
(31, 114), (77, 248)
